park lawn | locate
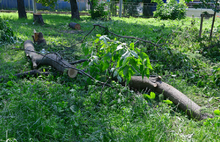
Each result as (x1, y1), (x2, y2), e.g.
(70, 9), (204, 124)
(0, 12), (220, 141)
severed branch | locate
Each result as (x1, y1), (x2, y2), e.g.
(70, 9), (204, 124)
(24, 40), (78, 78)
(23, 40), (112, 87)
(129, 76), (213, 120)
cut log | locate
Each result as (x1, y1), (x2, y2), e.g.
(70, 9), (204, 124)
(69, 22), (81, 30)
(33, 13), (44, 25)
(24, 40), (77, 78)
(129, 76), (213, 120)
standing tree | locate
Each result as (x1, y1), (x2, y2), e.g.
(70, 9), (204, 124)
(37, 0), (80, 19)
(17, 0), (27, 18)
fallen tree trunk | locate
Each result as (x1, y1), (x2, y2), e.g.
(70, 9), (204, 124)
(24, 40), (77, 78)
(23, 40), (212, 120)
(129, 76), (213, 120)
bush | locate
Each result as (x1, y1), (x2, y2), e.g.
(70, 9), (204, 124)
(90, 0), (108, 19)
(153, 0), (187, 20)
(0, 18), (14, 43)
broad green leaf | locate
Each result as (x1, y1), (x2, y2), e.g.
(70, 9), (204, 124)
(123, 66), (129, 78)
(130, 42), (134, 50)
(150, 92), (156, 99)
(113, 70), (118, 77)
(102, 61), (109, 71)
(130, 50), (138, 58)
(121, 50), (130, 60)
(146, 56), (153, 70)
(99, 35), (110, 45)
(214, 109), (220, 115)
(96, 34), (101, 37)
(95, 38), (99, 43)
(116, 43), (125, 51)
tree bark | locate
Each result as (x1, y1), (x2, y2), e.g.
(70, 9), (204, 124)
(24, 40), (78, 78)
(88, 0), (95, 19)
(70, 0), (80, 19)
(17, 0), (27, 19)
(129, 76), (213, 120)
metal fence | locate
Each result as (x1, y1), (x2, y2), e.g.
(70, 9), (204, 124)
(0, 0), (88, 11)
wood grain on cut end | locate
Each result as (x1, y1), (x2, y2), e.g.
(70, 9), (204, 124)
(68, 67), (78, 78)
(69, 22), (81, 30)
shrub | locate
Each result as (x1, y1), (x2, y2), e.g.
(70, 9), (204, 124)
(0, 18), (14, 43)
(90, 0), (108, 19)
(153, 0), (187, 20)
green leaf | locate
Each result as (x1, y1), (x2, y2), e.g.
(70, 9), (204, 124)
(143, 92), (155, 100)
(6, 81), (13, 87)
(96, 34), (101, 37)
(101, 61), (109, 71)
(130, 50), (138, 58)
(150, 92), (156, 99)
(130, 42), (134, 50)
(121, 50), (130, 60)
(214, 109), (220, 115)
(116, 44), (125, 51)
(163, 100), (173, 105)
(99, 35), (110, 45)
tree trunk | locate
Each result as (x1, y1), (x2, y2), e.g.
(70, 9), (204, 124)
(88, 0), (95, 19)
(70, 0), (80, 19)
(17, 0), (27, 19)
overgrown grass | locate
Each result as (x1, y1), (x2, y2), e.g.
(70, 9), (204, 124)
(0, 13), (220, 141)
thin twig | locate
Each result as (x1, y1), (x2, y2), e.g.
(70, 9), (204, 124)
(69, 59), (89, 65)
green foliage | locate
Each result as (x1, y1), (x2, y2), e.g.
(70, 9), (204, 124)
(163, 99), (173, 105)
(143, 92), (156, 99)
(82, 34), (152, 83)
(0, 18), (14, 43)
(153, 0), (187, 20)
(1, 13), (220, 141)
(194, 0), (220, 12)
(214, 109), (220, 115)
(90, 0), (108, 19)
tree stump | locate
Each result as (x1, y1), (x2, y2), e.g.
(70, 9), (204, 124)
(69, 22), (81, 30)
(33, 13), (44, 25)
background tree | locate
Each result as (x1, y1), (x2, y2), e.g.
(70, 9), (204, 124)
(17, 0), (27, 18)
(37, 0), (80, 19)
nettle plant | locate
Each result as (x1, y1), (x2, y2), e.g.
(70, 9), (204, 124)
(82, 34), (152, 83)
